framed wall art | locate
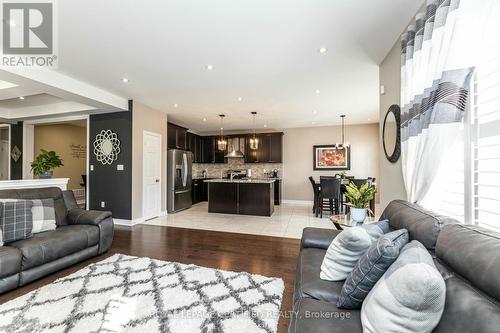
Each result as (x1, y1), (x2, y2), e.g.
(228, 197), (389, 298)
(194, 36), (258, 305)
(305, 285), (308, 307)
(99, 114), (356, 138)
(313, 145), (351, 170)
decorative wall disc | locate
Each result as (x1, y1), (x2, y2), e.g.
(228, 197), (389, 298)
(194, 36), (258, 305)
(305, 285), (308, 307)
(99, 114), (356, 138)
(93, 130), (121, 165)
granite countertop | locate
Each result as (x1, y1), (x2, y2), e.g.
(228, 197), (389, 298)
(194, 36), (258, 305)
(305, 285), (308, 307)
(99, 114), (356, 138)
(203, 178), (276, 184)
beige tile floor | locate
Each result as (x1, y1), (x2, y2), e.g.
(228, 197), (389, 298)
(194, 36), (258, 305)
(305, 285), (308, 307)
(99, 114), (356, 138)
(141, 202), (381, 239)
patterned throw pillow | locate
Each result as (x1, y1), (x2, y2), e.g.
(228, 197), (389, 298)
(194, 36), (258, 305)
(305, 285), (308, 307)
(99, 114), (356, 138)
(337, 229), (409, 309)
(0, 200), (34, 243)
(320, 221), (388, 281)
(0, 199), (56, 234)
(31, 199), (57, 233)
(0, 203), (3, 246)
(361, 241), (446, 333)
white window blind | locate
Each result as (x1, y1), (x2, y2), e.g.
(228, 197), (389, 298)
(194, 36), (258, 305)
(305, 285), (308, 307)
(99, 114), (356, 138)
(420, 128), (465, 222)
(420, 1), (500, 229)
(474, 1), (500, 231)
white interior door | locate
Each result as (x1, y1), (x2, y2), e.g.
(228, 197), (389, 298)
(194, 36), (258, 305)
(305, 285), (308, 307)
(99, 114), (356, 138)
(143, 131), (162, 220)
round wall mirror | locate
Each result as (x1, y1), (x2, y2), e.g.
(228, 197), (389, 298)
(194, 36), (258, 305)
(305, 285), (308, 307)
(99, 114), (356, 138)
(383, 104), (401, 163)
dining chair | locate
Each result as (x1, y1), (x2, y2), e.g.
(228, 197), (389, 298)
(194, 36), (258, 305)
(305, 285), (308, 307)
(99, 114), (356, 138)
(319, 177), (342, 218)
(308, 176), (321, 216)
(351, 178), (369, 188)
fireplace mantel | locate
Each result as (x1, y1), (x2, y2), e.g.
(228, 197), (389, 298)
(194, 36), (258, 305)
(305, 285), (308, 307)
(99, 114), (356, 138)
(0, 178), (70, 191)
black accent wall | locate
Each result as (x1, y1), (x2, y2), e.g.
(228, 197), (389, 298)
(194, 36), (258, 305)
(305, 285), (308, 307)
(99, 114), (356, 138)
(10, 122), (23, 180)
(89, 107), (133, 220)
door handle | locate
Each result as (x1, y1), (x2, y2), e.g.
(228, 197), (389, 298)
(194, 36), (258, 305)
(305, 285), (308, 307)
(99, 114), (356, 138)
(155, 179), (160, 183)
(175, 189), (190, 194)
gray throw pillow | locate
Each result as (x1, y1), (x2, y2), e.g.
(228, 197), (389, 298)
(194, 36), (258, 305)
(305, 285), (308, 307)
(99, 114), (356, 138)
(361, 240), (446, 333)
(0, 198), (56, 234)
(337, 229), (409, 309)
(31, 199), (57, 233)
(320, 222), (387, 281)
(0, 200), (34, 243)
(0, 203), (3, 246)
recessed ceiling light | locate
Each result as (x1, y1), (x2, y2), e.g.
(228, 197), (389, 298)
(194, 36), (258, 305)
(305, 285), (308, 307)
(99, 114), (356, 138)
(263, 124), (267, 128)
(237, 96), (243, 102)
(19, 96), (25, 100)
(318, 47), (328, 54)
(315, 89), (320, 95)
(206, 64), (214, 71)
(203, 118), (207, 122)
(173, 103), (178, 108)
(121, 77), (129, 83)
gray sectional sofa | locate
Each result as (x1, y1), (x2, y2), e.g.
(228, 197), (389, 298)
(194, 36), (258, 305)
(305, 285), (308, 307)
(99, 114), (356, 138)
(0, 187), (113, 294)
(289, 200), (500, 333)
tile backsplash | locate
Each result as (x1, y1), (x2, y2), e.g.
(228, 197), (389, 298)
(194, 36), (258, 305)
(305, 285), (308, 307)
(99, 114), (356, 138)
(192, 158), (282, 179)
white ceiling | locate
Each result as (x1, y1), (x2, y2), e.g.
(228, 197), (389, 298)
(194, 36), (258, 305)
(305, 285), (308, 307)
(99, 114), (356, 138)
(56, 0), (422, 131)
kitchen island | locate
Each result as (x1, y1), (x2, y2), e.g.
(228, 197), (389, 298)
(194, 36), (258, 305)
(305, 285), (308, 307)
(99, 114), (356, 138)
(205, 179), (275, 216)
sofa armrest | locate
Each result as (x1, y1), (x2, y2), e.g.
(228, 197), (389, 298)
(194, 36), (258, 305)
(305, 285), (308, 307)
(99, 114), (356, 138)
(67, 208), (112, 226)
(300, 227), (340, 250)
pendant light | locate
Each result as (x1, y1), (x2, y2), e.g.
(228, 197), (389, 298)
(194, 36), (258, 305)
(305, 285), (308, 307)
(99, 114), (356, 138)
(217, 114), (227, 151)
(249, 111), (259, 150)
(336, 115), (350, 148)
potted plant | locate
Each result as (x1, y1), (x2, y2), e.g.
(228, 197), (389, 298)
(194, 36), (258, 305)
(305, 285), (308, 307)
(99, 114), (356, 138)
(31, 149), (64, 179)
(344, 182), (376, 223)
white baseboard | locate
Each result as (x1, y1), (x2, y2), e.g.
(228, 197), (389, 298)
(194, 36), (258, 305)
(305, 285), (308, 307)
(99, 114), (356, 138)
(113, 218), (136, 226)
(282, 200), (313, 205)
(113, 218), (147, 226)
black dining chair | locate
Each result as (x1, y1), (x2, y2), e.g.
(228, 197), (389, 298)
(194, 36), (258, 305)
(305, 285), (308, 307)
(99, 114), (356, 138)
(350, 178), (370, 188)
(319, 177), (342, 218)
(308, 176), (321, 216)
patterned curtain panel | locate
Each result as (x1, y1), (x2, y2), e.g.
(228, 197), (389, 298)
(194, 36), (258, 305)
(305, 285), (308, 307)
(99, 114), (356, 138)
(400, 0), (492, 203)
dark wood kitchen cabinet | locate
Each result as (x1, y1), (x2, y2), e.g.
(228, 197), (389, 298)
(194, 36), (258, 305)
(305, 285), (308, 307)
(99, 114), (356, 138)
(201, 136), (215, 163)
(273, 179), (282, 205)
(187, 132), (203, 163)
(208, 181), (274, 216)
(200, 136), (227, 164)
(191, 179), (205, 204)
(167, 122), (188, 150)
(244, 132), (283, 163)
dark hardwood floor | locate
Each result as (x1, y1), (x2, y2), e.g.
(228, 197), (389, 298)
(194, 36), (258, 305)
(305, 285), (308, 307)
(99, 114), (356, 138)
(0, 225), (301, 333)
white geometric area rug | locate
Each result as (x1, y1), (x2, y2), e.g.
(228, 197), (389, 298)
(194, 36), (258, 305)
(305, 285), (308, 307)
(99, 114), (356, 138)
(0, 254), (284, 333)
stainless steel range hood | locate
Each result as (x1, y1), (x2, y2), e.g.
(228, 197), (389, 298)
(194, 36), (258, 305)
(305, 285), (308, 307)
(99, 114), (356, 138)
(225, 137), (245, 158)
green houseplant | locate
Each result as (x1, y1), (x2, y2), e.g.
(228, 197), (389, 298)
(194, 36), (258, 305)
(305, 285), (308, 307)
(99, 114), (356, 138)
(344, 182), (377, 222)
(31, 149), (64, 179)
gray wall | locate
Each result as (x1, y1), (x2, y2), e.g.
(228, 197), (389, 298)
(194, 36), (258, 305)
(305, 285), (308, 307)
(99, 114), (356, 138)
(378, 31), (410, 210)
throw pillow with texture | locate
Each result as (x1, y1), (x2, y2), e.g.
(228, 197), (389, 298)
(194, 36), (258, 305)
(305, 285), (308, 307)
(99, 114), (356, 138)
(320, 222), (387, 281)
(0, 200), (34, 243)
(31, 199), (57, 233)
(337, 229), (409, 309)
(361, 240), (446, 333)
(0, 203), (3, 246)
(0, 198), (56, 234)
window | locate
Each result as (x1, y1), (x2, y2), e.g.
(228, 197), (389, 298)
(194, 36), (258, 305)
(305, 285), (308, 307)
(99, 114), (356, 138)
(474, 2), (500, 231)
(421, 1), (500, 231)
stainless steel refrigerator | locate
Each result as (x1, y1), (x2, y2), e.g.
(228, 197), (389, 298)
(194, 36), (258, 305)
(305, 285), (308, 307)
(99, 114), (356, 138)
(167, 149), (193, 213)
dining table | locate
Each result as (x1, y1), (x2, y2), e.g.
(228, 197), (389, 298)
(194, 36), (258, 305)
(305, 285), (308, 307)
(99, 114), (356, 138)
(315, 179), (376, 216)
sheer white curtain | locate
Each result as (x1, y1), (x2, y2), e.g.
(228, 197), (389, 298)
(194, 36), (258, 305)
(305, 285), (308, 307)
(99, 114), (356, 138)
(400, 0), (494, 204)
